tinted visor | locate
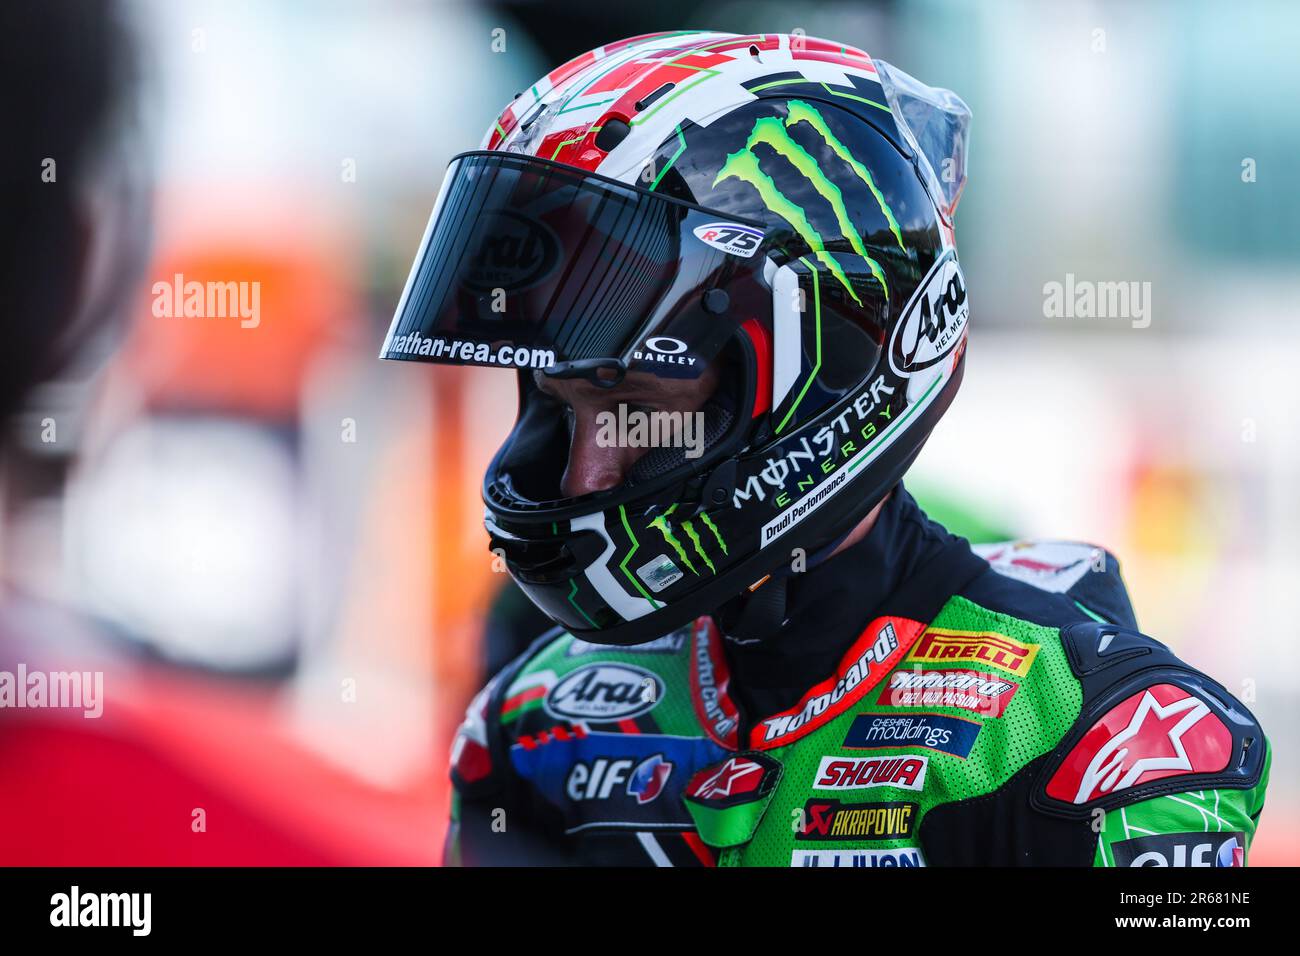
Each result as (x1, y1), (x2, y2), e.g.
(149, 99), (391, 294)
(381, 151), (774, 378)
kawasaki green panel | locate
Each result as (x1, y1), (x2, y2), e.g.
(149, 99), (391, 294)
(489, 593), (1265, 867)
(726, 596), (1081, 866)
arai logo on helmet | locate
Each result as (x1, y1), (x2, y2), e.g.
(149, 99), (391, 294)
(544, 663), (663, 721)
(692, 222), (764, 258)
(889, 251), (969, 376)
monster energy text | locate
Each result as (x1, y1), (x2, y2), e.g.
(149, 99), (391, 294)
(733, 373), (896, 509)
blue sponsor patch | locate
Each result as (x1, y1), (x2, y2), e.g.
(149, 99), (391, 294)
(841, 712), (981, 759)
(510, 730), (728, 832)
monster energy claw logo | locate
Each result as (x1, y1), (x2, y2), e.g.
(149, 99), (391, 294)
(649, 510), (728, 576)
(714, 100), (904, 303)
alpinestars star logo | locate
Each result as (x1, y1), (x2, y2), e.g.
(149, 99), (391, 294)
(1047, 684), (1233, 804)
(689, 757), (765, 800)
(714, 99), (901, 303)
(683, 751), (783, 811)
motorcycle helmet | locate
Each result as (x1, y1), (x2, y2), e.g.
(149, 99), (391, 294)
(382, 31), (971, 644)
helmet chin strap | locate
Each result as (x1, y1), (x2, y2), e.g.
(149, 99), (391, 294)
(716, 522), (860, 645)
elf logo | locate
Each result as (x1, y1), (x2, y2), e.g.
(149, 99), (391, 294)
(889, 249), (968, 376)
(692, 222), (764, 258)
(544, 663), (662, 721)
(627, 753), (674, 804)
(565, 754), (674, 804)
(1110, 832), (1246, 867)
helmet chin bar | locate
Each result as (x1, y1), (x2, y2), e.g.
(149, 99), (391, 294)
(510, 354), (962, 647)
(568, 412), (938, 647)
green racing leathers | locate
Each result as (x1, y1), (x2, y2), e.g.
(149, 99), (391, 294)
(446, 487), (1270, 866)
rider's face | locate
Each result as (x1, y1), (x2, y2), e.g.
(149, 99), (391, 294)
(534, 365), (721, 498)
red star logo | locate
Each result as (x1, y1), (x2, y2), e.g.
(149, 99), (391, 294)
(1047, 684), (1232, 804)
(689, 757), (765, 801)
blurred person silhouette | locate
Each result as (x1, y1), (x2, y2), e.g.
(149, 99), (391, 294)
(0, 4), (148, 626)
(0, 0), (352, 865)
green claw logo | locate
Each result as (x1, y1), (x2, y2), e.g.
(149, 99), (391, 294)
(650, 509), (729, 576)
(714, 99), (903, 302)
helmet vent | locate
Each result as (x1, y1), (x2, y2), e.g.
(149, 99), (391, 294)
(519, 101), (548, 131)
(594, 117), (631, 152)
(634, 82), (675, 112)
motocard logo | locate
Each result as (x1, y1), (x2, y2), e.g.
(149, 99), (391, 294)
(692, 222), (764, 258)
(544, 663), (662, 722)
(1046, 684), (1232, 804)
(905, 629), (1040, 677)
(792, 848), (925, 867)
(888, 250), (968, 376)
(877, 668), (1019, 718)
(1110, 832), (1246, 868)
(758, 620), (911, 746)
(813, 755), (929, 792)
(691, 619), (739, 748)
(842, 712), (982, 759)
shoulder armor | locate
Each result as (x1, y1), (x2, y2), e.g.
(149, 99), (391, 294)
(1031, 621), (1266, 819)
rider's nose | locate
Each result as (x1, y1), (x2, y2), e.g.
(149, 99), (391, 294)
(562, 414), (636, 497)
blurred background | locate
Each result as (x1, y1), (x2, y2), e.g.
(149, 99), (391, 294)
(0, 0), (1294, 864)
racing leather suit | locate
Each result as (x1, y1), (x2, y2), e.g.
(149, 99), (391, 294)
(446, 486), (1271, 866)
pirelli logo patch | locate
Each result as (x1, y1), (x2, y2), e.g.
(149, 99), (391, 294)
(904, 628), (1040, 677)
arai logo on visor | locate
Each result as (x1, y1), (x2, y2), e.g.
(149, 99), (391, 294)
(692, 222), (764, 258)
(463, 209), (560, 293)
